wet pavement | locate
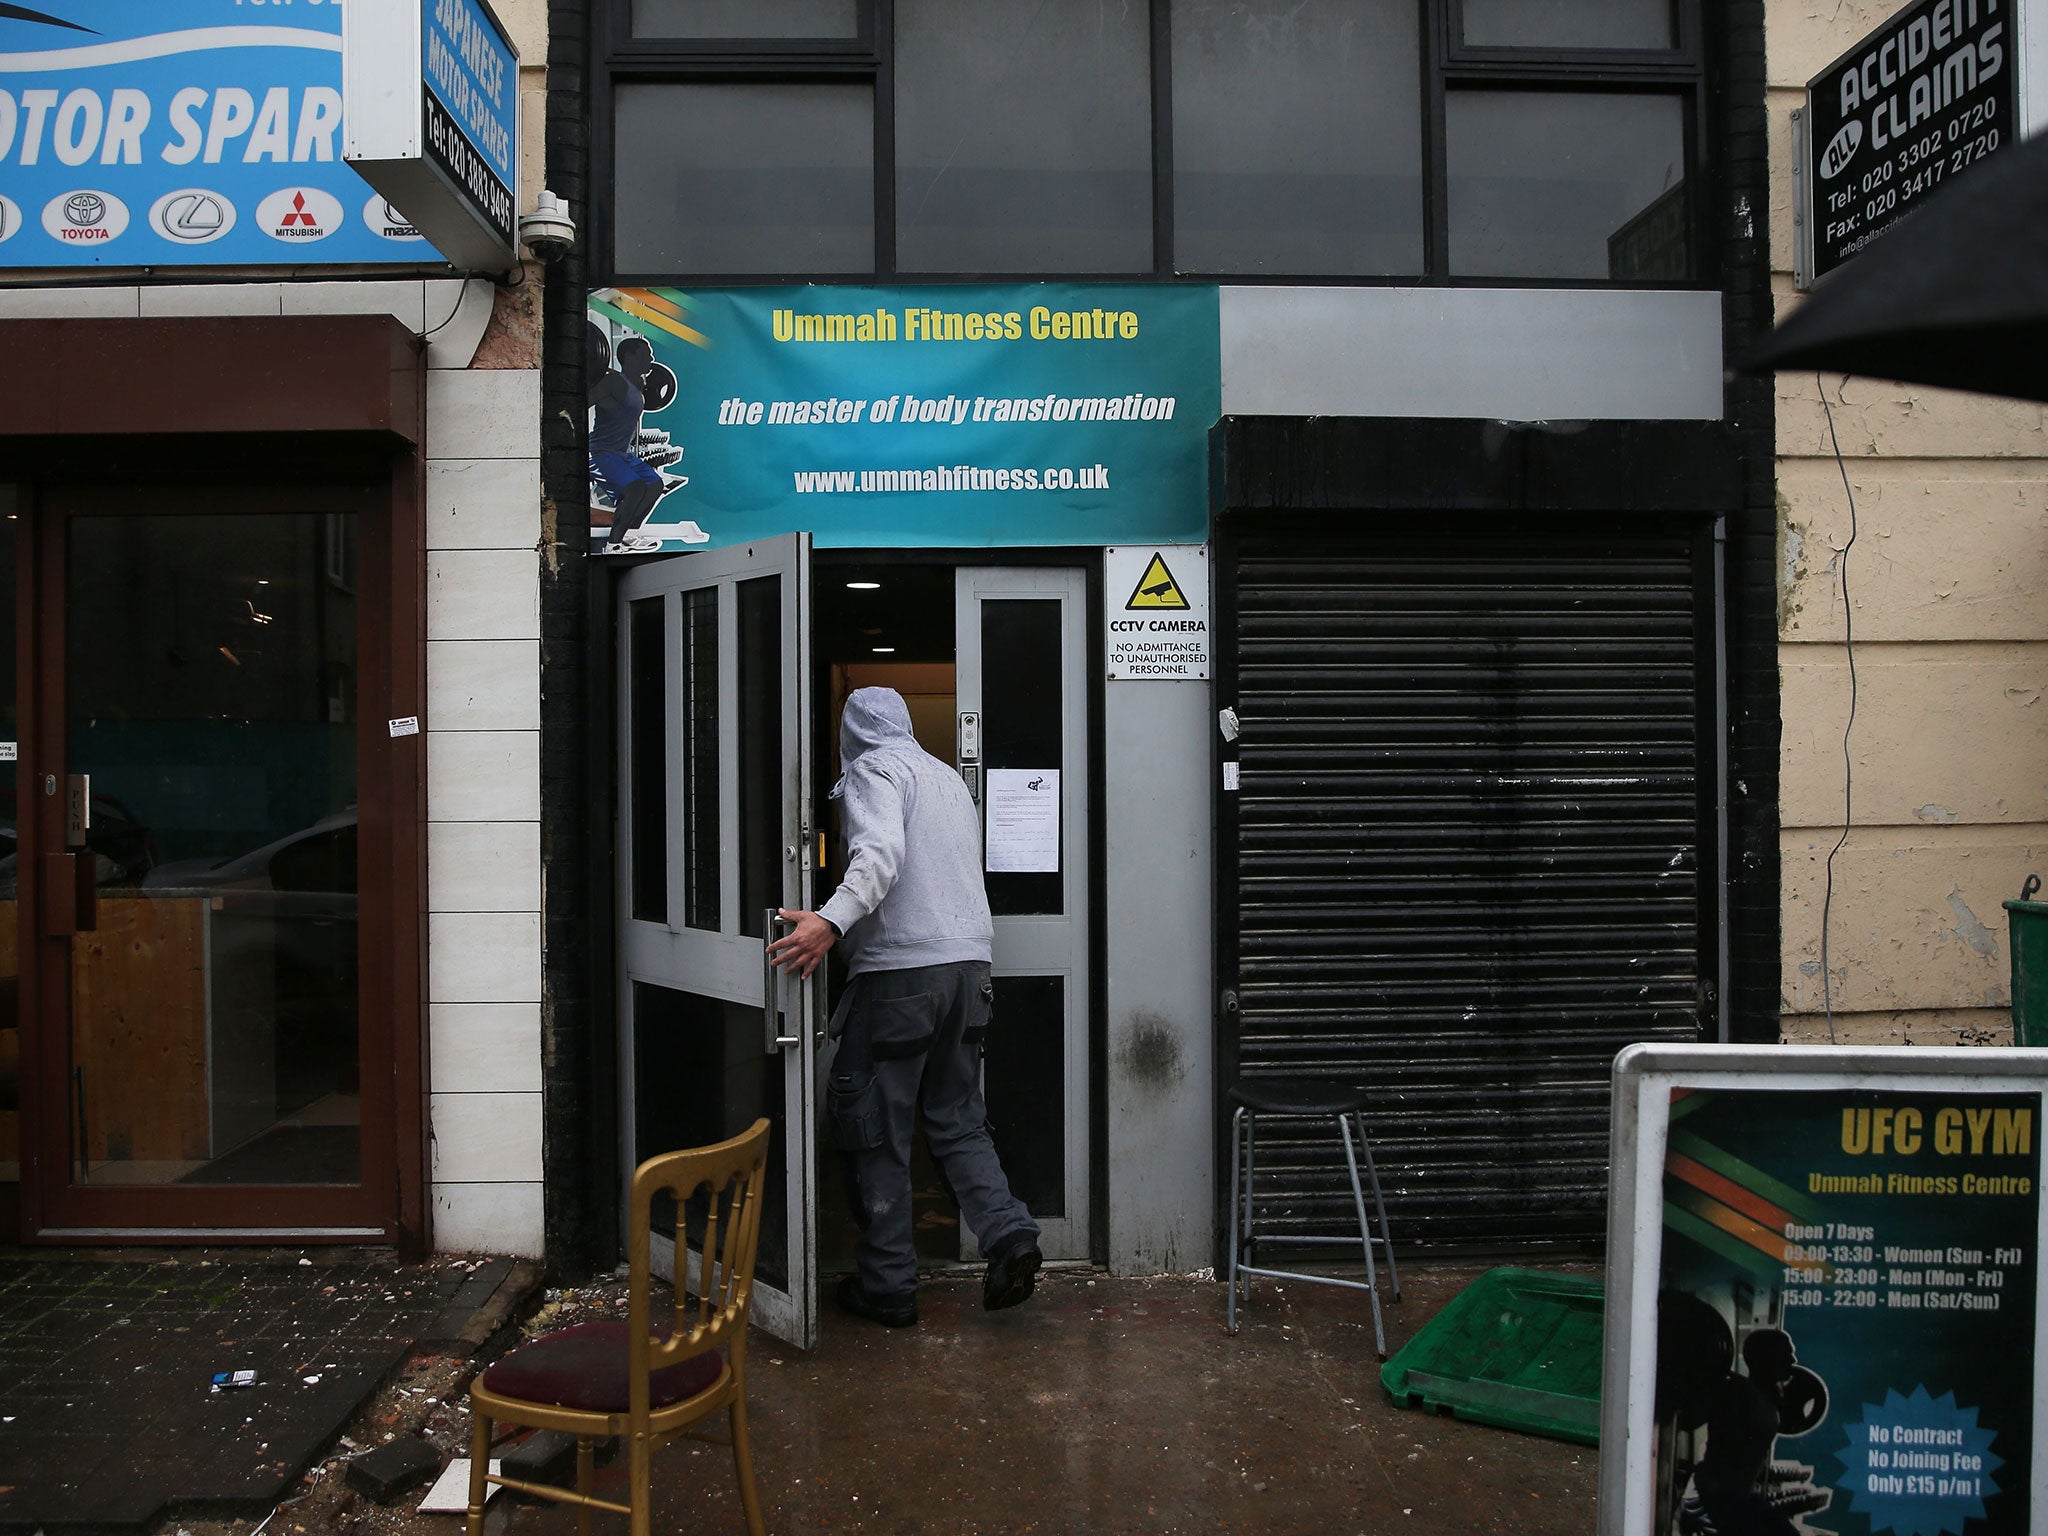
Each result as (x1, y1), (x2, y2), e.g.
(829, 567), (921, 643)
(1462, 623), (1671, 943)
(195, 1260), (1601, 1536)
(0, 1250), (535, 1532)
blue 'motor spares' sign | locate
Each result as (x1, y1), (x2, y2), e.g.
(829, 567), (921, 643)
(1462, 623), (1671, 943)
(419, 0), (513, 242)
(584, 284), (1222, 556)
(342, 0), (516, 271)
(1803, 0), (2013, 281)
(0, 0), (450, 268)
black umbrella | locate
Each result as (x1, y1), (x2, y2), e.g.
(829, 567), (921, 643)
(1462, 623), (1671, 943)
(1747, 128), (2048, 402)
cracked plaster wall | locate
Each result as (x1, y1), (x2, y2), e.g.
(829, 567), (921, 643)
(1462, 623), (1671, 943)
(1770, 0), (2048, 1047)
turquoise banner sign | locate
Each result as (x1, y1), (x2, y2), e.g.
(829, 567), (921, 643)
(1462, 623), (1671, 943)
(584, 284), (1221, 554)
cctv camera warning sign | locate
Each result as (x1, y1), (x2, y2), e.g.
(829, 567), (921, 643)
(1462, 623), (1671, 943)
(1655, 1087), (2038, 1535)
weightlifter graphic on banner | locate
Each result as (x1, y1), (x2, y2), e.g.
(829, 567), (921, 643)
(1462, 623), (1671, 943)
(587, 320), (704, 553)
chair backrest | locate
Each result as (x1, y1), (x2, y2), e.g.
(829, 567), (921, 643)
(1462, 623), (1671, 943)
(626, 1117), (772, 1414)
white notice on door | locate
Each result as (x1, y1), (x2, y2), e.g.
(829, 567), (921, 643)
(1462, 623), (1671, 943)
(985, 768), (1060, 873)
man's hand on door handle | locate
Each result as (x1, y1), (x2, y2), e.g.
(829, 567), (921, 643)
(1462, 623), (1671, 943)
(768, 908), (838, 978)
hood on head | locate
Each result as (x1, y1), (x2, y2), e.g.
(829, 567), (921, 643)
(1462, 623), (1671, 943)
(840, 687), (916, 770)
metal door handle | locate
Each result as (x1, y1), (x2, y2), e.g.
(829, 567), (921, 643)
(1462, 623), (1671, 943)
(764, 908), (800, 1052)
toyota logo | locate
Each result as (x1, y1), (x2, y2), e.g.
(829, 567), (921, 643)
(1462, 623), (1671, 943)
(63, 192), (105, 227)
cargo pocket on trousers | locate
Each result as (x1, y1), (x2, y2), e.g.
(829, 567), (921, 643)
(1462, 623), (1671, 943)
(827, 1070), (884, 1151)
(963, 979), (995, 1046)
(865, 995), (938, 1062)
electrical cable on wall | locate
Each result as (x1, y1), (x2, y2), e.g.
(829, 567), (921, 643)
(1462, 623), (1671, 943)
(1816, 374), (1860, 1045)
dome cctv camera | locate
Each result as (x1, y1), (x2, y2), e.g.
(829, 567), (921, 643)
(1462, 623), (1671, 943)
(519, 190), (576, 261)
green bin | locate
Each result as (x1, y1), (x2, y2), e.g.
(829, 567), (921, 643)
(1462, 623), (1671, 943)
(2003, 897), (2048, 1045)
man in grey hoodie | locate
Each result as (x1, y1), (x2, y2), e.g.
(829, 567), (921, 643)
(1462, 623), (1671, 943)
(769, 686), (1042, 1327)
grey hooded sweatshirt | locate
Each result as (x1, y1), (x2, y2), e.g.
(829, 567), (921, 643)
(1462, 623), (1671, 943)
(817, 687), (993, 975)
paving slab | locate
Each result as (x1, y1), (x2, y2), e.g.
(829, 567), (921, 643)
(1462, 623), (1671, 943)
(0, 1252), (531, 1532)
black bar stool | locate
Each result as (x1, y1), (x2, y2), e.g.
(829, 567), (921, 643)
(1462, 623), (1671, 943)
(1225, 1077), (1400, 1355)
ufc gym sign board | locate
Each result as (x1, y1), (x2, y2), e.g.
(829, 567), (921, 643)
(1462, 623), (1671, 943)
(343, 0), (517, 272)
(1795, 0), (2014, 285)
(0, 1), (450, 269)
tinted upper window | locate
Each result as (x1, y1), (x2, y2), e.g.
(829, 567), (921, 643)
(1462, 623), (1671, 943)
(1445, 91), (1687, 280)
(630, 0), (858, 38)
(1172, 0), (1422, 275)
(600, 0), (1705, 284)
(1460, 0), (1676, 51)
(614, 83), (874, 275)
(895, 0), (1153, 274)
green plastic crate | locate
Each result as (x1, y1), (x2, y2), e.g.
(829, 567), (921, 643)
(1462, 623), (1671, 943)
(1379, 1267), (1603, 1445)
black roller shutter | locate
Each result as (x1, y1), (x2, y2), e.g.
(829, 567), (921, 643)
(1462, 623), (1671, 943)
(1220, 519), (1715, 1250)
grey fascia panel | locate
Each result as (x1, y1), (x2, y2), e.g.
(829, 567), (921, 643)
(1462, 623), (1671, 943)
(1219, 286), (1724, 422)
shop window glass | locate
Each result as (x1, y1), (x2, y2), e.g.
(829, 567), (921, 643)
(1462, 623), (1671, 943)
(614, 83), (874, 275)
(1461, 0), (1676, 51)
(1446, 90), (1687, 280)
(1172, 0), (1423, 275)
(683, 586), (719, 931)
(735, 576), (781, 938)
(894, 0), (1152, 274)
(631, 0), (857, 39)
(628, 596), (667, 925)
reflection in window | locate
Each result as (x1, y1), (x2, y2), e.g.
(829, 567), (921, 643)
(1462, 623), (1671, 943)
(629, 596), (668, 925)
(64, 512), (359, 1187)
(1461, 0), (1676, 51)
(614, 83), (874, 275)
(895, 0), (1152, 274)
(1172, 0), (1424, 275)
(1446, 91), (1687, 280)
(631, 0), (856, 39)
(736, 577), (781, 938)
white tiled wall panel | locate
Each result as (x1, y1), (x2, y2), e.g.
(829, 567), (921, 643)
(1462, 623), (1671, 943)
(430, 1004), (545, 1094)
(428, 459), (544, 551)
(428, 911), (543, 1005)
(428, 550), (542, 641)
(431, 1091), (545, 1183)
(426, 369), (543, 460)
(428, 731), (543, 823)
(427, 821), (543, 912)
(427, 639), (542, 731)
(434, 1182), (545, 1258)
(420, 363), (545, 1257)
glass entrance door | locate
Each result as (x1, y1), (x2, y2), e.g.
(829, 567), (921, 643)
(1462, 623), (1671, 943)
(24, 485), (394, 1236)
(954, 567), (1090, 1261)
(616, 534), (818, 1346)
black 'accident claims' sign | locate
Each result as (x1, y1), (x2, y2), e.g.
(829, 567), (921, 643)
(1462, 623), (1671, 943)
(1803, 0), (2014, 282)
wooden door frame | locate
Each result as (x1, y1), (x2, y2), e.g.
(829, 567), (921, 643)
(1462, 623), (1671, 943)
(0, 316), (428, 1249)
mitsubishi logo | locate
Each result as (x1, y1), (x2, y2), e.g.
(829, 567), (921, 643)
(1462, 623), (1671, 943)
(279, 192), (319, 229)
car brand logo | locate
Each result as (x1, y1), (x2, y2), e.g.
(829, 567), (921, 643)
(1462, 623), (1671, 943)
(364, 195), (425, 241)
(40, 189), (128, 243)
(149, 188), (236, 245)
(0, 195), (19, 244)
(257, 186), (342, 243)
(1820, 121), (1863, 181)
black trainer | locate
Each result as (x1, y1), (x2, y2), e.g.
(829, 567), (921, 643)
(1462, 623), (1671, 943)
(982, 1236), (1042, 1311)
(836, 1274), (918, 1327)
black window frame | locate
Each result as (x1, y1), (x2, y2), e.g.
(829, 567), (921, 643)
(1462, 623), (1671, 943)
(593, 0), (1711, 289)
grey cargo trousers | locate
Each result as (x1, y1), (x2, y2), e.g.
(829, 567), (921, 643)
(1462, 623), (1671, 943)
(827, 960), (1040, 1298)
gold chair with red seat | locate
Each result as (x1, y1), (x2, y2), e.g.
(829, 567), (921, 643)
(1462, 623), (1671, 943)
(465, 1118), (771, 1536)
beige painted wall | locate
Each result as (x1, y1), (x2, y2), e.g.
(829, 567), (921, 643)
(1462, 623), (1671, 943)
(1770, 1), (2048, 1047)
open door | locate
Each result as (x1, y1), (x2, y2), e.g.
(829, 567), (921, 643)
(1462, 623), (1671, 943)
(617, 534), (817, 1347)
